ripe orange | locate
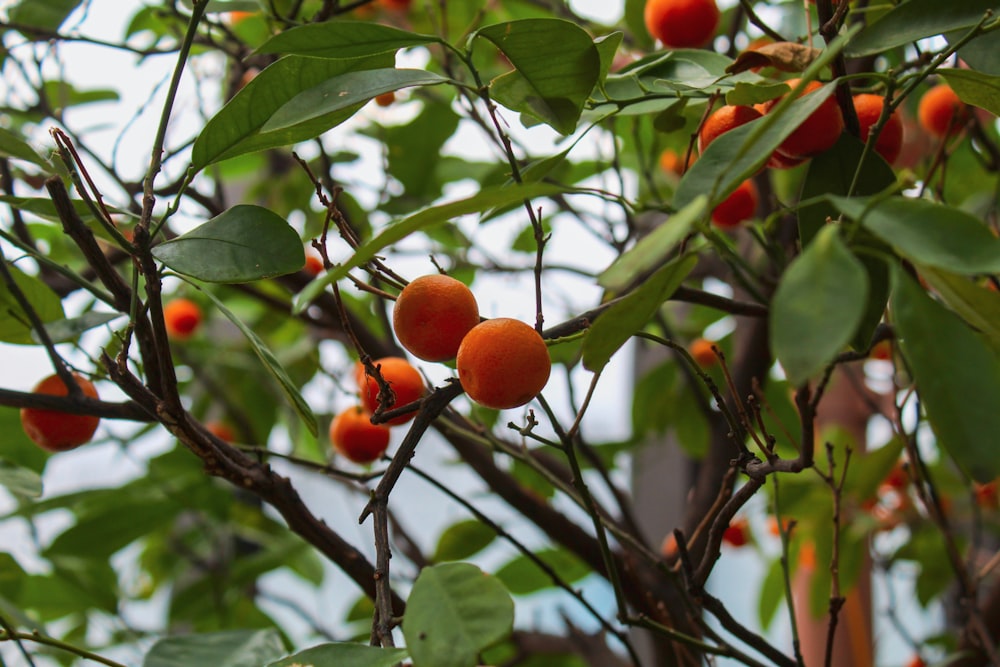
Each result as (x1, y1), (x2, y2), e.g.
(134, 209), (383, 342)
(378, 0), (412, 10)
(358, 356), (424, 425)
(721, 516), (750, 548)
(688, 338), (717, 368)
(456, 318), (551, 410)
(869, 339), (892, 361)
(757, 78), (844, 159)
(329, 406), (391, 464)
(374, 91), (396, 107)
(392, 274), (480, 362)
(20, 373), (100, 452)
(697, 104), (762, 154)
(163, 298), (202, 340)
(711, 179), (758, 228)
(659, 148), (693, 177)
(303, 254), (324, 275)
(852, 94), (903, 164)
(644, 0), (720, 49)
(206, 421), (235, 442)
(917, 83), (968, 137)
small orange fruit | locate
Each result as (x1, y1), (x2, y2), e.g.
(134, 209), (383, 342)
(205, 421), (236, 442)
(644, 0), (720, 49)
(374, 91), (396, 107)
(659, 148), (693, 177)
(869, 339), (892, 361)
(722, 516), (751, 548)
(917, 83), (968, 137)
(698, 104), (762, 154)
(377, 0), (412, 10)
(329, 406), (391, 464)
(303, 254), (324, 275)
(757, 78), (844, 160)
(163, 298), (202, 340)
(852, 94), (903, 164)
(711, 179), (758, 228)
(456, 318), (551, 410)
(689, 338), (717, 368)
(392, 274), (480, 362)
(358, 357), (424, 425)
(20, 373), (100, 452)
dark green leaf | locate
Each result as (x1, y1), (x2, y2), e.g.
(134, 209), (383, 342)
(494, 548), (591, 596)
(402, 563), (514, 667)
(152, 205), (305, 283)
(267, 643), (409, 667)
(891, 267), (1000, 483)
(142, 630), (286, 667)
(0, 406), (49, 473)
(833, 196), (1000, 275)
(255, 21), (440, 59)
(192, 54), (393, 170)
(918, 266), (1000, 354)
(0, 459), (42, 497)
(432, 520), (497, 562)
(583, 254), (698, 373)
(770, 225), (869, 386)
(940, 67), (1000, 117)
(847, 0), (1000, 57)
(0, 262), (66, 345)
(475, 19), (600, 135)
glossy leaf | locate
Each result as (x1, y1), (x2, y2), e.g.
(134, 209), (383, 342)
(847, 0), (1000, 57)
(583, 254), (698, 373)
(770, 225), (868, 386)
(142, 629), (286, 667)
(199, 288), (318, 437)
(832, 196), (1000, 275)
(152, 205), (304, 283)
(891, 267), (1000, 483)
(475, 19), (601, 135)
(294, 182), (564, 311)
(432, 520), (497, 563)
(918, 266), (1000, 354)
(255, 21), (440, 59)
(267, 643), (409, 667)
(0, 262), (66, 345)
(191, 54), (393, 170)
(0, 127), (52, 169)
(402, 563), (514, 667)
(495, 548), (591, 596)
(0, 460), (42, 498)
(940, 68), (1000, 117)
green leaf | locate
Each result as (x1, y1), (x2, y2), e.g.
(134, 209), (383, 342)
(44, 494), (180, 560)
(191, 53), (393, 170)
(262, 69), (450, 133)
(583, 254), (698, 373)
(42, 81), (119, 110)
(200, 289), (319, 436)
(0, 262), (66, 345)
(940, 68), (1000, 117)
(494, 548), (591, 596)
(255, 21), (441, 59)
(918, 266), (1000, 354)
(267, 643), (409, 667)
(758, 557), (786, 631)
(142, 630), (286, 667)
(8, 0), (81, 32)
(293, 182), (564, 312)
(382, 100), (461, 201)
(432, 520), (497, 563)
(890, 267), (1000, 483)
(34, 311), (122, 344)
(0, 195), (113, 225)
(152, 205), (305, 283)
(832, 196), (1000, 275)
(0, 127), (53, 169)
(597, 195), (707, 293)
(770, 225), (869, 386)
(0, 406), (49, 473)
(847, 0), (1000, 58)
(475, 19), (601, 135)
(402, 563), (514, 667)
(0, 459), (42, 498)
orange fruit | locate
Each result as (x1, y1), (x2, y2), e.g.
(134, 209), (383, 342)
(721, 516), (751, 547)
(852, 94), (903, 164)
(697, 104), (762, 154)
(329, 406), (391, 464)
(456, 318), (551, 410)
(917, 83), (968, 137)
(757, 78), (844, 159)
(688, 338), (717, 368)
(659, 148), (693, 176)
(644, 0), (720, 49)
(378, 0), (412, 10)
(20, 373), (100, 452)
(869, 339), (892, 361)
(303, 254), (324, 275)
(163, 298), (202, 340)
(711, 179), (758, 228)
(205, 421), (236, 442)
(358, 357), (424, 426)
(374, 91), (396, 107)
(392, 274), (480, 362)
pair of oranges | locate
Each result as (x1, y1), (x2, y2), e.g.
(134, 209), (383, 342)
(329, 274), (552, 464)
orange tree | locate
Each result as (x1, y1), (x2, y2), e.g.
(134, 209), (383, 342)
(0, 1), (999, 666)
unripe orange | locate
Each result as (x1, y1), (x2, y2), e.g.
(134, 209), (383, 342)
(456, 318), (551, 410)
(852, 93), (903, 164)
(330, 406), (391, 464)
(644, 0), (720, 49)
(20, 373), (100, 452)
(917, 83), (968, 137)
(392, 274), (480, 362)
(757, 79), (844, 159)
(711, 179), (758, 228)
(163, 298), (202, 340)
(358, 357), (424, 425)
